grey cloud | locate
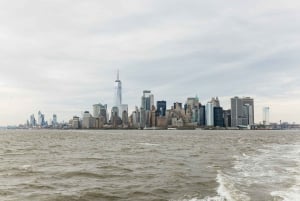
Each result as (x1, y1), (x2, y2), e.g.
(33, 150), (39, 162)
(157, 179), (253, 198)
(1, 0), (300, 125)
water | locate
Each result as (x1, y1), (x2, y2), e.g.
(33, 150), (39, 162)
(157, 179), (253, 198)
(0, 130), (299, 201)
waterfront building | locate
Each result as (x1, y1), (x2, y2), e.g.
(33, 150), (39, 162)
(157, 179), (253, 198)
(205, 102), (214, 126)
(185, 97), (200, 124)
(113, 71), (129, 122)
(82, 111), (95, 129)
(214, 107), (224, 127)
(141, 90), (154, 127)
(156, 101), (167, 117)
(231, 97), (243, 127)
(223, 109), (231, 127)
(186, 97), (199, 108)
(231, 96), (254, 127)
(141, 90), (154, 111)
(114, 70), (122, 107)
(93, 103), (107, 123)
(72, 116), (80, 129)
(171, 118), (184, 127)
(263, 107), (270, 125)
(140, 108), (146, 128)
(111, 106), (122, 128)
(38, 111), (46, 126)
(52, 114), (57, 126)
(242, 97), (254, 125)
(131, 106), (140, 128)
(150, 105), (156, 127)
(211, 97), (220, 107)
(122, 110), (129, 127)
(119, 104), (128, 121)
(242, 104), (253, 126)
(174, 102), (183, 110)
(192, 108), (198, 123)
(198, 105), (206, 126)
(156, 116), (168, 128)
(30, 114), (36, 127)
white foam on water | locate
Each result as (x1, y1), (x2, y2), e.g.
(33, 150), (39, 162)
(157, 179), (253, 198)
(233, 144), (300, 201)
(187, 196), (225, 201)
(216, 171), (250, 201)
(183, 171), (249, 201)
(20, 164), (32, 170)
(270, 145), (300, 201)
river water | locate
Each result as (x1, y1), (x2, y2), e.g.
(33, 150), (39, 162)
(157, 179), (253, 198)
(0, 130), (299, 201)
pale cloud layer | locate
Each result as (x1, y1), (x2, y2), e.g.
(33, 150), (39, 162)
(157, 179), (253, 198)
(0, 0), (300, 125)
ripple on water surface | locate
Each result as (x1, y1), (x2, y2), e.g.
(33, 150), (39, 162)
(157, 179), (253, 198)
(0, 130), (299, 201)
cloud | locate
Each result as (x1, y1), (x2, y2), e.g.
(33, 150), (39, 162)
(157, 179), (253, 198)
(0, 0), (300, 125)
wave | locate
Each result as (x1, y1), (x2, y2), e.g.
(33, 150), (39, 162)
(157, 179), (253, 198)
(270, 145), (300, 201)
(216, 171), (250, 201)
(59, 171), (125, 179)
(175, 171), (249, 201)
(138, 142), (160, 146)
(233, 144), (300, 201)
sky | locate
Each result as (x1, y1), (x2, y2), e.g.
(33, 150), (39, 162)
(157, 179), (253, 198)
(0, 0), (300, 126)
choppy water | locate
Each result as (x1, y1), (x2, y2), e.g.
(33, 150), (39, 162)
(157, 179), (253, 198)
(0, 130), (299, 201)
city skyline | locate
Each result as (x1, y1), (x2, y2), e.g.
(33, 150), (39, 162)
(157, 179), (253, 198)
(0, 1), (300, 125)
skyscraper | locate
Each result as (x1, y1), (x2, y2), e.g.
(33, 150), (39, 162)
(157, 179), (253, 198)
(263, 107), (270, 125)
(30, 114), (36, 127)
(114, 70), (122, 107)
(205, 102), (214, 126)
(141, 90), (154, 110)
(140, 90), (154, 128)
(198, 105), (206, 126)
(223, 109), (231, 127)
(231, 96), (254, 127)
(156, 101), (167, 117)
(214, 107), (224, 127)
(38, 111), (45, 126)
(231, 97), (243, 127)
(93, 103), (108, 123)
(52, 114), (57, 126)
(211, 97), (220, 107)
(242, 97), (254, 125)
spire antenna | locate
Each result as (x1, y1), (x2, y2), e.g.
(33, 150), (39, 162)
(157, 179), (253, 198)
(117, 69), (119, 80)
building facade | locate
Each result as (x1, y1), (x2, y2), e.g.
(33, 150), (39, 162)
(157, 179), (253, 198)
(263, 107), (270, 125)
(198, 105), (206, 126)
(205, 102), (214, 126)
(156, 101), (167, 117)
(114, 70), (122, 107)
(231, 96), (254, 127)
(214, 107), (224, 127)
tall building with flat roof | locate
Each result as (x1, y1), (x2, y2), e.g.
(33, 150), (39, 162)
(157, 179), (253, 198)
(231, 97), (243, 127)
(119, 104), (128, 120)
(93, 103), (108, 123)
(141, 90), (154, 110)
(198, 105), (206, 126)
(214, 107), (224, 127)
(263, 107), (270, 125)
(223, 109), (231, 127)
(156, 101), (167, 117)
(205, 102), (214, 126)
(231, 96), (254, 127)
(211, 97), (220, 107)
(242, 97), (254, 125)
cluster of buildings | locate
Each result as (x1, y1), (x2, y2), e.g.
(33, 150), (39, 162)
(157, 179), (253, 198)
(21, 71), (300, 130)
(27, 111), (59, 128)
(22, 71), (299, 130)
(66, 72), (256, 130)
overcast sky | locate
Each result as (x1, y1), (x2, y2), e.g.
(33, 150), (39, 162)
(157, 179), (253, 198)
(0, 0), (300, 125)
